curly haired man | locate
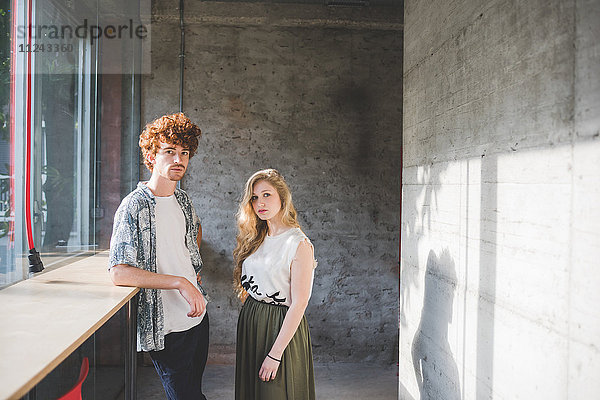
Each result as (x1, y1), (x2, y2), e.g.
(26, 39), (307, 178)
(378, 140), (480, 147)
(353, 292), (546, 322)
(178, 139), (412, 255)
(109, 113), (209, 400)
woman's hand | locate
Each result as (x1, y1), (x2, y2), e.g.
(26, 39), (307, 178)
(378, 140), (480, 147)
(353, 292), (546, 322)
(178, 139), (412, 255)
(259, 355), (281, 382)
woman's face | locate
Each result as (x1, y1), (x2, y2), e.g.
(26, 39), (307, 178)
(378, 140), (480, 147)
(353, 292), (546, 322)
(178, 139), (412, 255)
(251, 180), (282, 221)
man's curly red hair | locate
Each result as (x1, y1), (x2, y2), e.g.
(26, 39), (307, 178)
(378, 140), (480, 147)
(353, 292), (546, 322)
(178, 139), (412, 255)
(139, 112), (202, 170)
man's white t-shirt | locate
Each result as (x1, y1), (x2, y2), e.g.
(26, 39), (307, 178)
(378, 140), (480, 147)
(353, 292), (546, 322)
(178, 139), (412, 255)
(155, 194), (206, 334)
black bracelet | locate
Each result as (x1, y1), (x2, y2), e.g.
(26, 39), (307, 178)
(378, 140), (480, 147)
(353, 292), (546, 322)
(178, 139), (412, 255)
(267, 354), (281, 363)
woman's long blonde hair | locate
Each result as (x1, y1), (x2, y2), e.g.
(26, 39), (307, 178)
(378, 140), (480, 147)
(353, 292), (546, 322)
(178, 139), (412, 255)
(233, 169), (300, 299)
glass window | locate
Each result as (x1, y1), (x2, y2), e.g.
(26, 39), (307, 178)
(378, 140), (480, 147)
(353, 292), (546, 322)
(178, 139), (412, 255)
(0, 0), (146, 286)
(0, 0), (24, 286)
(33, 1), (97, 260)
(1, 0), (148, 398)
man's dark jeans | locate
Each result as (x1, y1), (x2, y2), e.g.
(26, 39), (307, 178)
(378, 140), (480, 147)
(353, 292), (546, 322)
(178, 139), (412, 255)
(149, 314), (209, 400)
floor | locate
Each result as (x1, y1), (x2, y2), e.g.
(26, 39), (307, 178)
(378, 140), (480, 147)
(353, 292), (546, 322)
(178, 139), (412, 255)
(138, 362), (398, 399)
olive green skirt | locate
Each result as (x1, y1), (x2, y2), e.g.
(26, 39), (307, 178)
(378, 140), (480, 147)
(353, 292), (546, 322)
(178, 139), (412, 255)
(235, 296), (316, 400)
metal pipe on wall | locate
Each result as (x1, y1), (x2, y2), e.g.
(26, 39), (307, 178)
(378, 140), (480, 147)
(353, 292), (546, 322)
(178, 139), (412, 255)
(179, 0), (185, 112)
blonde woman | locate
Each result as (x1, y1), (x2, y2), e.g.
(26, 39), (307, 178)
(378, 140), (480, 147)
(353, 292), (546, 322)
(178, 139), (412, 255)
(233, 169), (317, 400)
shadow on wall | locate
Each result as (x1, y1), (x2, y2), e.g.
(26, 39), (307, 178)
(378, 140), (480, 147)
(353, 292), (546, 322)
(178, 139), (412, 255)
(200, 239), (234, 285)
(333, 84), (374, 174)
(400, 163), (442, 329)
(401, 156), (498, 398)
(411, 248), (460, 400)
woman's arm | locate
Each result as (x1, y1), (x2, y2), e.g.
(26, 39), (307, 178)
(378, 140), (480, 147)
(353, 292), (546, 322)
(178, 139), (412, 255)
(258, 240), (314, 382)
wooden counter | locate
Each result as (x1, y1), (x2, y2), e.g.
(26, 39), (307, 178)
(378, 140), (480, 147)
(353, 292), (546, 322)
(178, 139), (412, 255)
(0, 252), (139, 400)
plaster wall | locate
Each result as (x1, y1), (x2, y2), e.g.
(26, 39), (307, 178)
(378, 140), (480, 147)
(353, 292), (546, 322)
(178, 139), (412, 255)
(400, 0), (600, 399)
(142, 0), (403, 363)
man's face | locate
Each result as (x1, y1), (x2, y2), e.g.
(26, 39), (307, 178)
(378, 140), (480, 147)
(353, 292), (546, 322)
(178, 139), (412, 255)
(148, 141), (190, 182)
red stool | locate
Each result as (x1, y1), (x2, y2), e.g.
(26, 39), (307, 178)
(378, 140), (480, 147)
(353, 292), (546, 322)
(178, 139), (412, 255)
(57, 357), (89, 400)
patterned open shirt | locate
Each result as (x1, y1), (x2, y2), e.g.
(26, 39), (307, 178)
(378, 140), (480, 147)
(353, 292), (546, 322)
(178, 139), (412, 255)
(109, 182), (205, 352)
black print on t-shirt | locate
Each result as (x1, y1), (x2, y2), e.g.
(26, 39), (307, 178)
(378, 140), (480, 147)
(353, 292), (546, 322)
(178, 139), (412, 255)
(266, 291), (286, 304)
(241, 274), (262, 296)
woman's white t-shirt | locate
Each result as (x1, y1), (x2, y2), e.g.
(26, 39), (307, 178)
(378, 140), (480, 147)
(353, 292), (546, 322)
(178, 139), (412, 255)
(155, 194), (206, 334)
(241, 228), (317, 307)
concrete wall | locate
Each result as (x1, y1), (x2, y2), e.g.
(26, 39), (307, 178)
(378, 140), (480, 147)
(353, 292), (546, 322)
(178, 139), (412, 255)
(400, 0), (600, 399)
(142, 0), (402, 363)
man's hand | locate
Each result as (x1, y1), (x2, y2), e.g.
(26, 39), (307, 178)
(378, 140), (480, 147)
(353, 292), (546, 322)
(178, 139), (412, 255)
(177, 278), (206, 317)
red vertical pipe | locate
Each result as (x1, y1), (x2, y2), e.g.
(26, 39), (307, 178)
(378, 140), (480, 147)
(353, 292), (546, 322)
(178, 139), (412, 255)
(25, 0), (34, 250)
